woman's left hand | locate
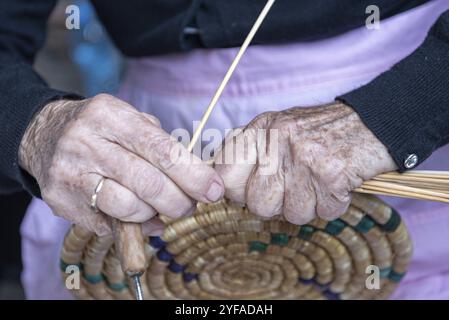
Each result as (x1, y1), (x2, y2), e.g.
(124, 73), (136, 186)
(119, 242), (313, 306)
(214, 102), (397, 224)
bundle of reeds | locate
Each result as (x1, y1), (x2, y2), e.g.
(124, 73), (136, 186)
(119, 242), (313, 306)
(356, 171), (449, 203)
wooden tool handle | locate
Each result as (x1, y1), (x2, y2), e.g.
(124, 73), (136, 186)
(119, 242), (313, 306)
(111, 220), (146, 277)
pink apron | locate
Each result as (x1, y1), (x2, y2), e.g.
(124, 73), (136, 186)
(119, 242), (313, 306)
(21, 0), (449, 299)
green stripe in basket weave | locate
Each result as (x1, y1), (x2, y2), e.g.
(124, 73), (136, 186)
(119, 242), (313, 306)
(388, 270), (406, 283)
(271, 233), (290, 246)
(325, 220), (347, 236)
(379, 209), (401, 233)
(298, 225), (315, 240)
(83, 273), (105, 284)
(249, 241), (268, 252)
(380, 267), (392, 278)
(354, 216), (375, 233)
(107, 282), (128, 292)
(59, 260), (82, 272)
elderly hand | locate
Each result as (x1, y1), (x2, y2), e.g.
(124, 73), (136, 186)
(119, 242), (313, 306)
(19, 94), (224, 235)
(214, 102), (397, 225)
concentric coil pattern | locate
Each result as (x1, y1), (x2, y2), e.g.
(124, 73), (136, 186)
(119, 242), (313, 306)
(61, 194), (412, 300)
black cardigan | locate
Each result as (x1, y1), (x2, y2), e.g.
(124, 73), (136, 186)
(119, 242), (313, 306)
(1, 0), (449, 195)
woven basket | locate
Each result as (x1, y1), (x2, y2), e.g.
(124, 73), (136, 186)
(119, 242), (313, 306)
(60, 193), (412, 300)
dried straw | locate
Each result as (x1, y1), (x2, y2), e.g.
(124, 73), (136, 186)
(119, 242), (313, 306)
(61, 194), (412, 300)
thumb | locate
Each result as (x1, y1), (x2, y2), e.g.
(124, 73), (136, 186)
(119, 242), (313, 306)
(214, 127), (257, 204)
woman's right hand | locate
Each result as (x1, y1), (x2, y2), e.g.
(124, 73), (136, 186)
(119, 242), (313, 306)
(18, 94), (224, 235)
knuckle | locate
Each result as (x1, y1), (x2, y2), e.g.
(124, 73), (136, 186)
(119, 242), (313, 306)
(144, 134), (178, 169)
(83, 104), (108, 123)
(138, 172), (165, 200)
(331, 189), (351, 204)
(141, 113), (161, 127)
(85, 94), (121, 120)
(248, 111), (276, 129)
(318, 161), (346, 182)
(269, 113), (293, 130)
(91, 93), (113, 105)
(295, 143), (323, 167)
(119, 192), (141, 218)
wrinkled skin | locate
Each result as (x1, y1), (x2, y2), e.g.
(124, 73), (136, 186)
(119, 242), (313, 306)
(215, 102), (397, 225)
(19, 94), (224, 236)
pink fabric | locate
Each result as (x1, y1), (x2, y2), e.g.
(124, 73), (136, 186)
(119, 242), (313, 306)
(21, 0), (449, 299)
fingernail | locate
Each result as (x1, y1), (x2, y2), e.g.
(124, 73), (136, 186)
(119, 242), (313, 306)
(206, 182), (224, 202)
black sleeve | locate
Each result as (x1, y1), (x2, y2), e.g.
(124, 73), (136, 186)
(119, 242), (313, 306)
(0, 0), (82, 195)
(338, 10), (449, 172)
